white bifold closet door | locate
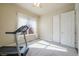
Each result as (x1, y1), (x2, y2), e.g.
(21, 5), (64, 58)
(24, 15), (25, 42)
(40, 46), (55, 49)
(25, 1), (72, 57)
(53, 11), (75, 48)
(60, 11), (75, 48)
(53, 15), (60, 43)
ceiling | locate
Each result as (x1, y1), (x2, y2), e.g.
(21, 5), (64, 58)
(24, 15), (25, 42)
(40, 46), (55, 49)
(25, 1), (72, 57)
(16, 3), (74, 16)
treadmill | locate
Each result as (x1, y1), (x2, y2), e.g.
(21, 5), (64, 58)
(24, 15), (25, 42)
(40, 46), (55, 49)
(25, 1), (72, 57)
(0, 25), (29, 56)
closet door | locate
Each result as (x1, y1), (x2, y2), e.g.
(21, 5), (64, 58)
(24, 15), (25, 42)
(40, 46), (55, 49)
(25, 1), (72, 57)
(61, 11), (75, 47)
(53, 15), (60, 43)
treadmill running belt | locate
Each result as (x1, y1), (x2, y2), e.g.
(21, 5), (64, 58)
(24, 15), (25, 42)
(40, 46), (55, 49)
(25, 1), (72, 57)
(0, 46), (23, 54)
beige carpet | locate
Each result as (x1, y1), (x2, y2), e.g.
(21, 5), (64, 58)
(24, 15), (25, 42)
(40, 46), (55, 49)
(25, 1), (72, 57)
(26, 40), (77, 56)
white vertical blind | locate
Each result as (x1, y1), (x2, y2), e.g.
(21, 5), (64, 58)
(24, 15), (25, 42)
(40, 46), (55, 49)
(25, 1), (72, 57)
(17, 13), (28, 28)
(29, 19), (37, 34)
(17, 13), (37, 34)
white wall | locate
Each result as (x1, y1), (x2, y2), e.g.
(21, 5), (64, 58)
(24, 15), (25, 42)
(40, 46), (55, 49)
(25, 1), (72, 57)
(75, 4), (79, 55)
(0, 4), (39, 46)
(39, 15), (53, 41)
(39, 5), (74, 42)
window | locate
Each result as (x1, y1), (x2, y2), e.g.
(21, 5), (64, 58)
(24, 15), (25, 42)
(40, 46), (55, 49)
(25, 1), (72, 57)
(17, 13), (37, 34)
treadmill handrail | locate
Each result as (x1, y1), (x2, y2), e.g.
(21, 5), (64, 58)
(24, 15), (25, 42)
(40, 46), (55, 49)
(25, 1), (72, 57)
(5, 32), (16, 34)
(5, 25), (29, 34)
(4, 25), (29, 56)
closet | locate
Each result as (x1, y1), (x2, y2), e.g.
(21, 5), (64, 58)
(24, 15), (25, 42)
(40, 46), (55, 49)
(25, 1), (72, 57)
(53, 11), (75, 48)
(53, 15), (60, 43)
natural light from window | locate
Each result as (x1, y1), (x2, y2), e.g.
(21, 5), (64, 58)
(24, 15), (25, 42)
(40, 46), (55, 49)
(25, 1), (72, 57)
(17, 13), (37, 34)
(29, 40), (68, 52)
